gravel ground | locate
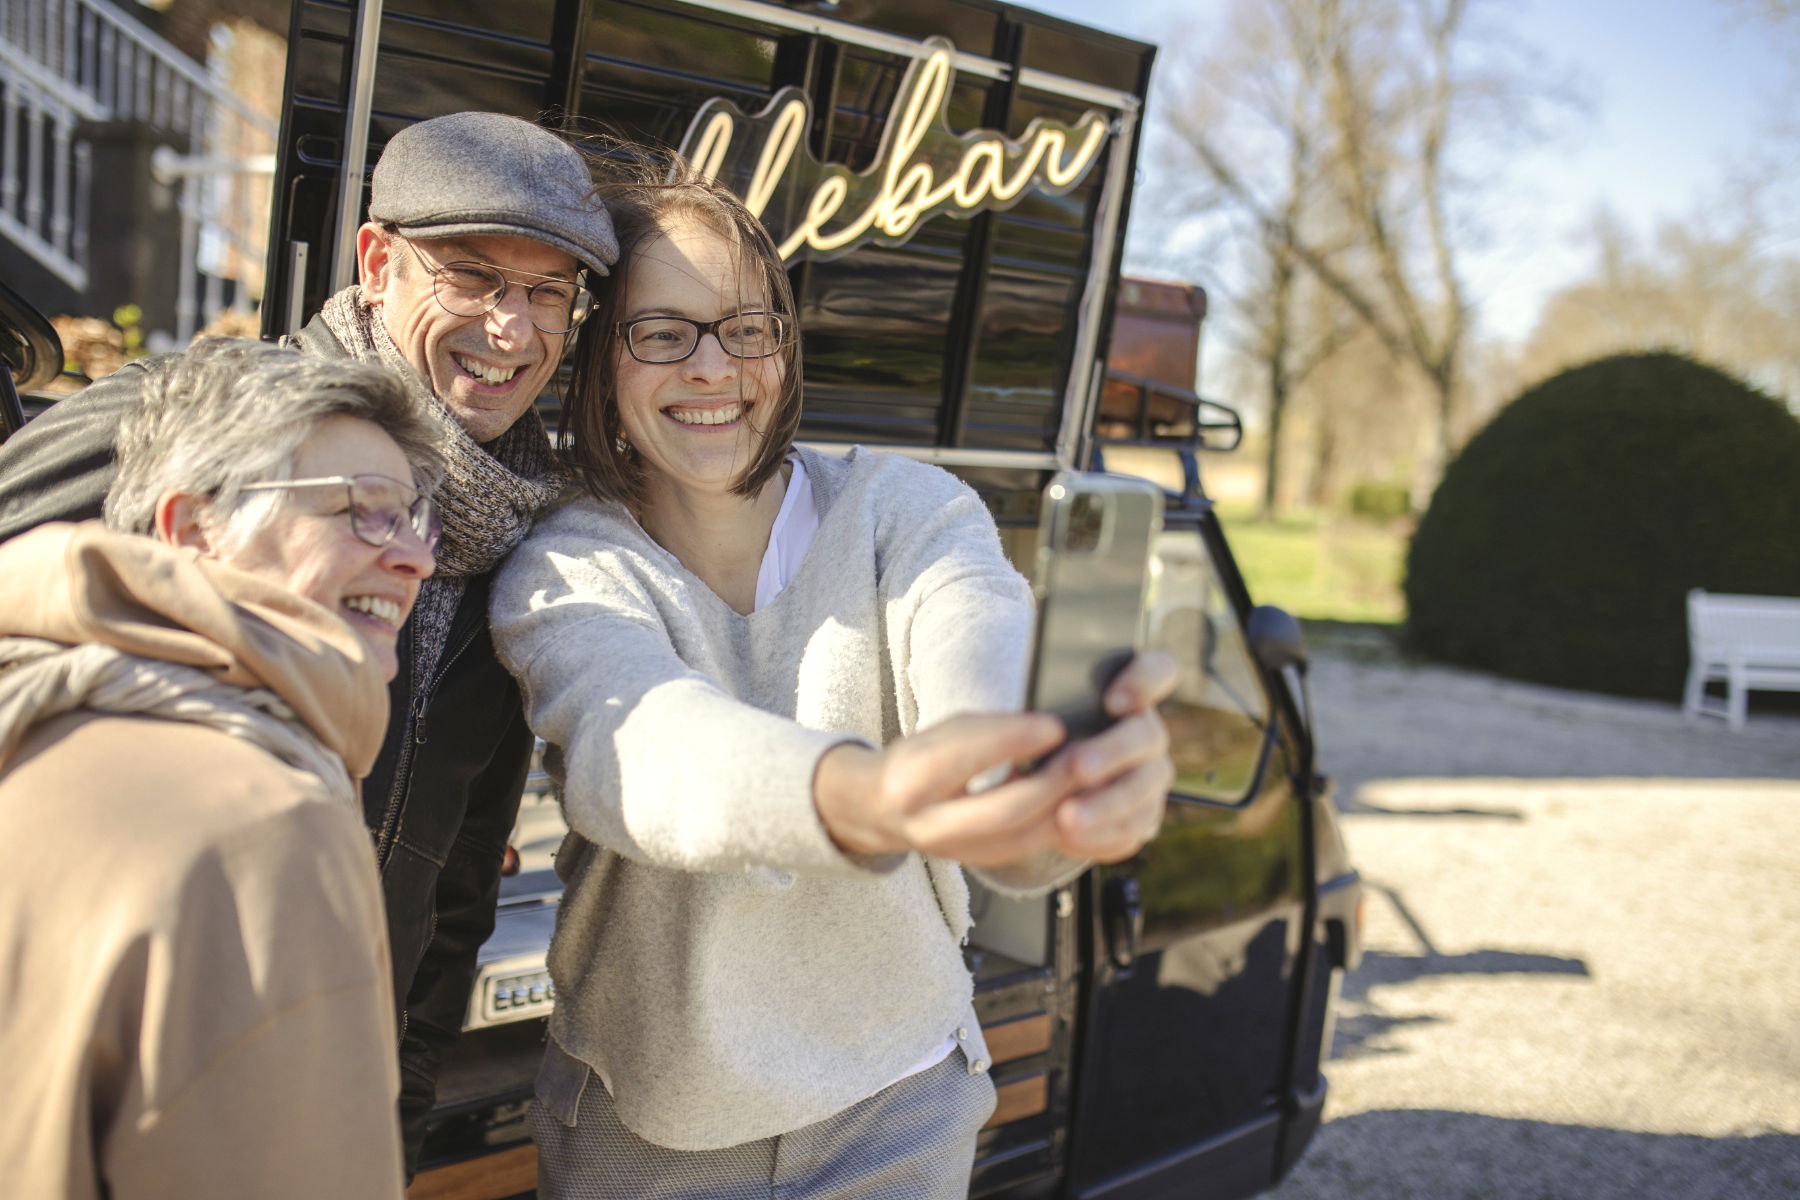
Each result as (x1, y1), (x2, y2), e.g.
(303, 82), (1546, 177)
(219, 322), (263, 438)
(1265, 630), (1800, 1199)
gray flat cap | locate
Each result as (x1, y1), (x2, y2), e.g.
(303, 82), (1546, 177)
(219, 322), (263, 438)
(370, 112), (617, 276)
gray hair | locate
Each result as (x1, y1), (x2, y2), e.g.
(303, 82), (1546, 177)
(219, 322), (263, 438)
(104, 337), (447, 548)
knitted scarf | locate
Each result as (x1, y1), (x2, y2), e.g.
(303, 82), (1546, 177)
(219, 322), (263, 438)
(0, 637), (355, 810)
(317, 287), (564, 682)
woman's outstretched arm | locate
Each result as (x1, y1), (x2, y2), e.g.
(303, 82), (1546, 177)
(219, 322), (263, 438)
(812, 653), (1175, 870)
(866, 465), (1177, 883)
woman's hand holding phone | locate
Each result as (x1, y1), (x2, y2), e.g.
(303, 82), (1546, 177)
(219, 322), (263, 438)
(1022, 472), (1175, 863)
(811, 649), (1176, 868)
(813, 713), (1069, 866)
(1043, 648), (1176, 863)
(816, 471), (1176, 869)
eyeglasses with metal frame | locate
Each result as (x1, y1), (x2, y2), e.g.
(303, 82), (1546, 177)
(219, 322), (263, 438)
(398, 236), (594, 335)
(238, 474), (443, 555)
(616, 311), (790, 364)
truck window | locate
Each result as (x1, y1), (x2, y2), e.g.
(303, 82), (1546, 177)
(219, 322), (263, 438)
(1147, 527), (1271, 804)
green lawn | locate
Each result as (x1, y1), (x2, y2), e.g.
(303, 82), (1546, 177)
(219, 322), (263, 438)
(1213, 502), (1409, 624)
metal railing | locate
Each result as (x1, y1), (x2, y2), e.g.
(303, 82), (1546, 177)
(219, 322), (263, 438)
(0, 0), (277, 339)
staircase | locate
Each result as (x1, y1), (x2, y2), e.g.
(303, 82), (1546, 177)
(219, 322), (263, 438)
(0, 0), (277, 341)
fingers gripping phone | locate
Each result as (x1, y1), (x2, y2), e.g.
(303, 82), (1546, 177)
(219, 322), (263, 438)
(1027, 472), (1163, 741)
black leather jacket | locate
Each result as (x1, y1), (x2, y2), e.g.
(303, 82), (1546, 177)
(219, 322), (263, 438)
(0, 320), (534, 1173)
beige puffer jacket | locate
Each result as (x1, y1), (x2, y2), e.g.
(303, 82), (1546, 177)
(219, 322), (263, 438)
(0, 523), (404, 1200)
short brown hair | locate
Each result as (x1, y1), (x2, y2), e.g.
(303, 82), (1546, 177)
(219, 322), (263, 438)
(560, 144), (802, 507)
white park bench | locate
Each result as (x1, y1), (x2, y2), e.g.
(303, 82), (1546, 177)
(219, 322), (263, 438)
(1683, 589), (1800, 730)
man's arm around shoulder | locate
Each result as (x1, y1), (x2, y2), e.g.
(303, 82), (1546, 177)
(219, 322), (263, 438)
(0, 365), (147, 540)
(0, 320), (342, 542)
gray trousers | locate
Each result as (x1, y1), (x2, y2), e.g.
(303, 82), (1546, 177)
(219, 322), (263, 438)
(528, 1044), (997, 1200)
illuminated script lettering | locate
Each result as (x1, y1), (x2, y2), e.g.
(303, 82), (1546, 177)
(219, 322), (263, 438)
(677, 37), (1112, 262)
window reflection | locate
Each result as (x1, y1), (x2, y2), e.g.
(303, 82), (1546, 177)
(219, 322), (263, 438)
(1121, 797), (1299, 949)
(1146, 530), (1270, 803)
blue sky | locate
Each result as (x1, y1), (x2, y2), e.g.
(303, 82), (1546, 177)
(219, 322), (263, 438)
(1023, 0), (1794, 342)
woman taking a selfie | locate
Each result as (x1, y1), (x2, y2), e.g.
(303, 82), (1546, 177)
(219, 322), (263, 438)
(491, 161), (1175, 1199)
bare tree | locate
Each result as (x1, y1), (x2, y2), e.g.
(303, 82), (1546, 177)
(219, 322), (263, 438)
(1719, 0), (1800, 229)
(1726, 0), (1800, 24)
(1162, 0), (1569, 499)
(1160, 1), (1357, 519)
(1516, 202), (1800, 405)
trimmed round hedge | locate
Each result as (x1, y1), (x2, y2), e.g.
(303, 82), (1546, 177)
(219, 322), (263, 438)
(1405, 352), (1800, 699)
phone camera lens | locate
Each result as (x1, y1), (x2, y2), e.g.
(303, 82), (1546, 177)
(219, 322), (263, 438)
(1066, 493), (1104, 553)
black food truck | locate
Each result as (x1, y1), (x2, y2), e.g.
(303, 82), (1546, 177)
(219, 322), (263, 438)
(0, 1), (1362, 1197)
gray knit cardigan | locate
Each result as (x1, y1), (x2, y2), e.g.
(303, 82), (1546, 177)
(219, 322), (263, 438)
(491, 445), (1084, 1150)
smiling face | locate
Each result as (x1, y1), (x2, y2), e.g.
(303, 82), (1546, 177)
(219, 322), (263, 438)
(360, 227), (579, 442)
(613, 214), (788, 504)
(210, 415), (435, 680)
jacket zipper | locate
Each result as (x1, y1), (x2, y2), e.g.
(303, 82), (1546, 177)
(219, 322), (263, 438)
(410, 627), (481, 748)
(374, 617), (484, 868)
(374, 713), (417, 866)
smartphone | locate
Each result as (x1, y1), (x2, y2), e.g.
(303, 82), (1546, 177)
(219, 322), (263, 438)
(1027, 471), (1164, 741)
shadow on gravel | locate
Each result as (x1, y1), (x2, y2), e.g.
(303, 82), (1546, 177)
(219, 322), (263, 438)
(1270, 1110), (1800, 1200)
(1330, 1007), (1445, 1059)
(1333, 942), (1591, 1062)
(1345, 799), (1527, 819)
(1342, 947), (1589, 1002)
(1332, 882), (1591, 1060)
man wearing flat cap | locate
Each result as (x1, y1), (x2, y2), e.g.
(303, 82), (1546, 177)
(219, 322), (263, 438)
(0, 111), (617, 1173)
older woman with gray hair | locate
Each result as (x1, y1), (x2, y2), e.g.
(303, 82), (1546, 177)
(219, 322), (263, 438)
(0, 337), (442, 1199)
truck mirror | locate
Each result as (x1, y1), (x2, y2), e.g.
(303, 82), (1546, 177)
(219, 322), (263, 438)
(1248, 605), (1316, 754)
(1248, 605), (1309, 675)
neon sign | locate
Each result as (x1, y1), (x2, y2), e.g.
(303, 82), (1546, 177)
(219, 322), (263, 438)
(677, 37), (1112, 262)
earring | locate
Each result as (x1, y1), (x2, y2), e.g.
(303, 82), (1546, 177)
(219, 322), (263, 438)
(614, 432), (630, 455)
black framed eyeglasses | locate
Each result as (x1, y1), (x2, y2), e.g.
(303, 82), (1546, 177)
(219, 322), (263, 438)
(617, 311), (790, 364)
(239, 474), (442, 555)
(399, 237), (594, 335)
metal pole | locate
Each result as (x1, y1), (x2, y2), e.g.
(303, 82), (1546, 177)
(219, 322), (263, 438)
(1056, 107), (1137, 472)
(287, 240), (310, 334)
(330, 0), (383, 293)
